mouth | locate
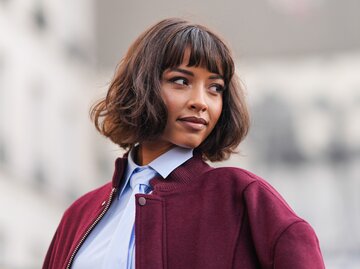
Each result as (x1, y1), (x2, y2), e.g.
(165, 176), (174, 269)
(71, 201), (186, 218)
(177, 116), (208, 131)
(178, 116), (208, 125)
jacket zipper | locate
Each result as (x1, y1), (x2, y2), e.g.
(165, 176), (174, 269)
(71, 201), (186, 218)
(66, 187), (117, 269)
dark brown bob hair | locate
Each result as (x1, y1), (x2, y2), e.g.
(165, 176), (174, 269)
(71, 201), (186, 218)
(91, 18), (250, 161)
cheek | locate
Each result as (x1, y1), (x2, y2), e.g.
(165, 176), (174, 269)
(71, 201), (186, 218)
(161, 91), (185, 119)
(162, 98), (177, 120)
(160, 90), (172, 116)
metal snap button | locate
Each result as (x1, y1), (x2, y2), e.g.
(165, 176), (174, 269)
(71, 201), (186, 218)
(138, 197), (146, 206)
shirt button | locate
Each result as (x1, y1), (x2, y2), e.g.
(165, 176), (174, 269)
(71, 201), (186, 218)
(138, 197), (146, 206)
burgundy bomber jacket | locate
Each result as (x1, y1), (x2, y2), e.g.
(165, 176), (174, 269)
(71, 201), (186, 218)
(43, 154), (325, 269)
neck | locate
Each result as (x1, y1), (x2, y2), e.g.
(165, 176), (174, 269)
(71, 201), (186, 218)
(136, 141), (174, 165)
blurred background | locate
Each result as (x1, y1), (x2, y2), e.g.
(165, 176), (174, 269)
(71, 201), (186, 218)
(0, 0), (359, 268)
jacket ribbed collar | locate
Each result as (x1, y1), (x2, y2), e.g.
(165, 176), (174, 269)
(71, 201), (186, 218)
(111, 151), (213, 192)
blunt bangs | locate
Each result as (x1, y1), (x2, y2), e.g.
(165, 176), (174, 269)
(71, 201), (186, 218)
(161, 26), (234, 84)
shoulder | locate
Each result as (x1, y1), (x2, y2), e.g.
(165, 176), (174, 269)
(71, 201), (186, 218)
(43, 182), (114, 268)
(204, 165), (303, 230)
(202, 166), (284, 197)
(207, 167), (325, 265)
(57, 182), (113, 233)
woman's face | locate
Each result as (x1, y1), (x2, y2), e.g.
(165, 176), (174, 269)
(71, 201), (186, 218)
(158, 51), (224, 150)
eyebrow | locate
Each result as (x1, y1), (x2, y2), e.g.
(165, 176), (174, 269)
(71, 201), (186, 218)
(169, 67), (224, 81)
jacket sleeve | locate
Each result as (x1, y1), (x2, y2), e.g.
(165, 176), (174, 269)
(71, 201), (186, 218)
(242, 178), (325, 268)
(273, 221), (325, 268)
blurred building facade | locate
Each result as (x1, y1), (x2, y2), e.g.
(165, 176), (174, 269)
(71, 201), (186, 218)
(0, 0), (359, 268)
(237, 55), (360, 268)
(0, 1), (117, 268)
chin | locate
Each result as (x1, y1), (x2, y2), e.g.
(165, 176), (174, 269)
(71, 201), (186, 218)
(173, 139), (201, 149)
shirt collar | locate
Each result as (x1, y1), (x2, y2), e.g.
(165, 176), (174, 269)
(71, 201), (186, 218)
(118, 146), (193, 198)
(148, 146), (193, 178)
(124, 145), (193, 183)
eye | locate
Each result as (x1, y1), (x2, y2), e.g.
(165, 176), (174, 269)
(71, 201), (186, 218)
(169, 77), (189, 86)
(209, 84), (225, 94)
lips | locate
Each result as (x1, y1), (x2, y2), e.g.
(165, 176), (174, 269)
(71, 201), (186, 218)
(178, 116), (208, 125)
(176, 116), (209, 131)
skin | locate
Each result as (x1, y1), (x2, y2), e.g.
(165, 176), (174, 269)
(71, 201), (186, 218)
(137, 51), (224, 165)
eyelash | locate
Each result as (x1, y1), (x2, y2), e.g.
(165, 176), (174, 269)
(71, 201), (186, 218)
(168, 77), (225, 93)
(169, 77), (188, 86)
(210, 84), (225, 93)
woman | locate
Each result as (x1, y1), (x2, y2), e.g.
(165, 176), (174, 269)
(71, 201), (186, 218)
(43, 18), (325, 269)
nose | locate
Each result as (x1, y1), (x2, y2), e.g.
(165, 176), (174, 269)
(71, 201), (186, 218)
(188, 86), (208, 112)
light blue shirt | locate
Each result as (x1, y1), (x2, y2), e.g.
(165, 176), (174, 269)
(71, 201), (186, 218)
(72, 146), (193, 269)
